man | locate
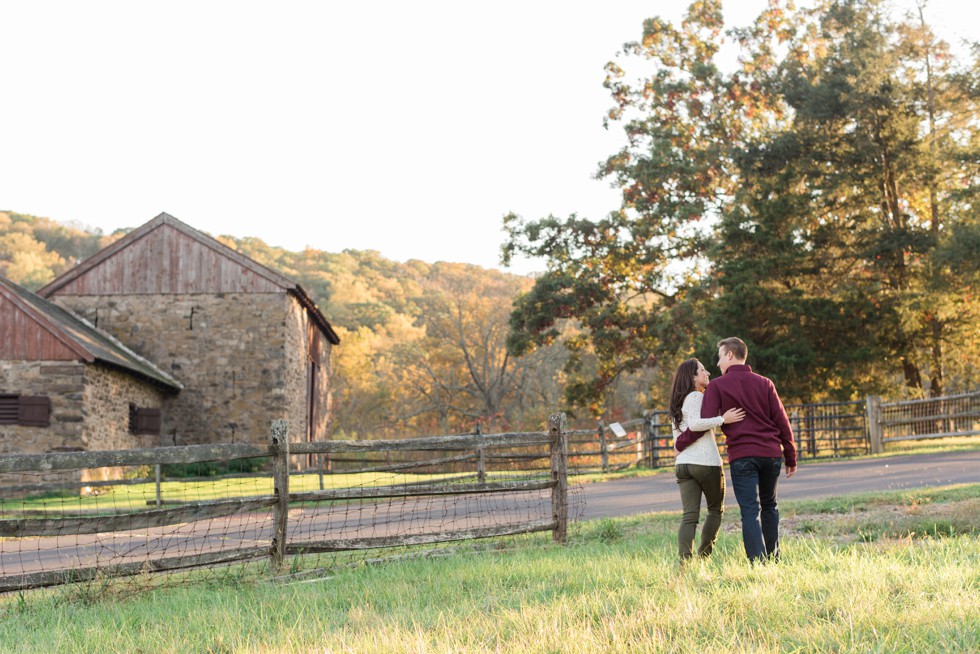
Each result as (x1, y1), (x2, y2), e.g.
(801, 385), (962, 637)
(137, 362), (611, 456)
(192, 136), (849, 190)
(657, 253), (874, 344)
(698, 337), (796, 562)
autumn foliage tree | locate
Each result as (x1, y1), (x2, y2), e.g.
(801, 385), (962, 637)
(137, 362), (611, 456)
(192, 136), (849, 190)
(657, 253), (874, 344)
(505, 0), (979, 408)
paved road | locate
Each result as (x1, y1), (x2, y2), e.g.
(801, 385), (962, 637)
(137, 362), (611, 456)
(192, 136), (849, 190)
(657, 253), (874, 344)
(3, 450), (977, 584)
(578, 450), (980, 519)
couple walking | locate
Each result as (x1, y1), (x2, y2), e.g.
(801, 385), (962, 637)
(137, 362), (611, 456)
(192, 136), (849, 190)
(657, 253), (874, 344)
(669, 337), (797, 563)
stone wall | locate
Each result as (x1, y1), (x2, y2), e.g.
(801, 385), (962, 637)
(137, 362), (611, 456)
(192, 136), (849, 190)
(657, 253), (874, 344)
(53, 293), (328, 447)
(0, 360), (167, 489)
(0, 361), (87, 456)
(80, 365), (170, 483)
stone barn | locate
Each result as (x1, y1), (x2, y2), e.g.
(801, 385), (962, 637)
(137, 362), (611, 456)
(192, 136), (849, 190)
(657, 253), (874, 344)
(1, 274), (181, 483)
(37, 212), (340, 450)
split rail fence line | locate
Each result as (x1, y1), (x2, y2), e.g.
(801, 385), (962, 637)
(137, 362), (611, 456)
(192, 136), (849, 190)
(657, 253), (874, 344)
(0, 414), (571, 593)
(573, 390), (980, 473)
(1, 390), (976, 593)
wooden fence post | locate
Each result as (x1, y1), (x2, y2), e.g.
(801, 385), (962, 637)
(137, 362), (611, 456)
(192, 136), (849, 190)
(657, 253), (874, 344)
(598, 421), (607, 473)
(549, 412), (568, 544)
(270, 419), (289, 573)
(865, 396), (883, 454)
(476, 423), (486, 484)
(805, 405), (816, 459)
(154, 464), (162, 507)
(649, 413), (662, 468)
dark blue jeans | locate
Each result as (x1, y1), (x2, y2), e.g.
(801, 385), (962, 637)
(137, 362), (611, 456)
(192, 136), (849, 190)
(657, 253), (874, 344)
(730, 456), (782, 562)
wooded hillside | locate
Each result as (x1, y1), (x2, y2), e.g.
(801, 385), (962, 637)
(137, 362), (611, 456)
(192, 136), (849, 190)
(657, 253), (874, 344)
(0, 210), (652, 438)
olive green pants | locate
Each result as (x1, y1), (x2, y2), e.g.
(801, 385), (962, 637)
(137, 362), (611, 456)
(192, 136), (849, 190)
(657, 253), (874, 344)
(675, 463), (725, 560)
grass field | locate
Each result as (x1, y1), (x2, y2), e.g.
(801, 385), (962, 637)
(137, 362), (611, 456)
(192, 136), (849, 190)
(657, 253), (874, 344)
(1, 483), (977, 653)
(2, 470), (486, 515)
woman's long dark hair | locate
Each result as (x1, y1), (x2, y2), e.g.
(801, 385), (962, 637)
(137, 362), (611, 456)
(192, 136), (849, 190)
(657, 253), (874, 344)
(669, 359), (700, 429)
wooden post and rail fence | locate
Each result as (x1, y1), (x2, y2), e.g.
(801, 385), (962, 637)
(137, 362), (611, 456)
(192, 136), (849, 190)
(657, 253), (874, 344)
(578, 390), (979, 471)
(0, 389), (976, 592)
(0, 415), (570, 592)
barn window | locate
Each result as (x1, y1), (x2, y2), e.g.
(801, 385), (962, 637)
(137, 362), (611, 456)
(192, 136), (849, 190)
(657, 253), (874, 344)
(0, 394), (51, 427)
(129, 403), (162, 435)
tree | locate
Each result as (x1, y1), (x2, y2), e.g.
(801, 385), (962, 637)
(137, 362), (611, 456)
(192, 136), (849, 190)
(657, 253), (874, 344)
(712, 0), (980, 398)
(504, 0), (790, 410)
(0, 213), (67, 288)
(505, 0), (979, 410)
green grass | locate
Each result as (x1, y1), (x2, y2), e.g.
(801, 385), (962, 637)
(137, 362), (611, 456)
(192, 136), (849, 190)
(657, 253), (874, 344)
(2, 485), (978, 653)
(1, 470), (485, 515)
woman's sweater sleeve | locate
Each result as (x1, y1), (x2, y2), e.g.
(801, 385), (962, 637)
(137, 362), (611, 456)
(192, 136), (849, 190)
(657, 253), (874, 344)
(683, 393), (724, 432)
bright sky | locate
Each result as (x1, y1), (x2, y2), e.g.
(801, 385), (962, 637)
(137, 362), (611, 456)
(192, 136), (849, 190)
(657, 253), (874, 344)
(1, 1), (975, 275)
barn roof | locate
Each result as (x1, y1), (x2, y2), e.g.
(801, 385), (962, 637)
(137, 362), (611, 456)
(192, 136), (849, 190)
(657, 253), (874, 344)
(38, 212), (339, 344)
(0, 275), (183, 392)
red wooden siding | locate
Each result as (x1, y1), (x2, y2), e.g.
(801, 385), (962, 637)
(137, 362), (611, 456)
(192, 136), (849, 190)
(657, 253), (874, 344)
(52, 224), (284, 295)
(0, 297), (82, 361)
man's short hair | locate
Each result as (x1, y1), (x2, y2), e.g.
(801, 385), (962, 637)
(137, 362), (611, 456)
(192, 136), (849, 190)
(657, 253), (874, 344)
(718, 337), (748, 361)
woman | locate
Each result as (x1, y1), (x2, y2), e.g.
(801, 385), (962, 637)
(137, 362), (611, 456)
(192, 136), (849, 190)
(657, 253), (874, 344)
(669, 358), (744, 561)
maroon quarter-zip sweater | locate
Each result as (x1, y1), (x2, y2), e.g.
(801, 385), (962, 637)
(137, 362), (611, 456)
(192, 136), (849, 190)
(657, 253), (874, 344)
(700, 364), (797, 467)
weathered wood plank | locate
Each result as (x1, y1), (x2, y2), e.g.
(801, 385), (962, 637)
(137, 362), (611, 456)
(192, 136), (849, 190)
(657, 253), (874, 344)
(879, 410), (980, 427)
(270, 419), (289, 573)
(599, 421), (608, 471)
(0, 496), (276, 538)
(290, 431), (551, 454)
(606, 438), (643, 453)
(0, 443), (271, 473)
(317, 452), (477, 476)
(289, 480), (555, 504)
(881, 391), (980, 408)
(285, 520), (556, 554)
(477, 447), (486, 484)
(882, 429), (980, 442)
(484, 453), (549, 461)
(0, 546), (269, 593)
(549, 413), (569, 545)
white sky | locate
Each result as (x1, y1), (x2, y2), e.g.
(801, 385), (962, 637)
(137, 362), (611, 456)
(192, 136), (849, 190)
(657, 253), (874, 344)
(1, 1), (975, 275)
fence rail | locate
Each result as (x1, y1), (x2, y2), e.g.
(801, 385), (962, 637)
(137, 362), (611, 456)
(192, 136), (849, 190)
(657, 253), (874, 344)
(877, 391), (980, 445)
(566, 391), (978, 471)
(0, 415), (572, 593)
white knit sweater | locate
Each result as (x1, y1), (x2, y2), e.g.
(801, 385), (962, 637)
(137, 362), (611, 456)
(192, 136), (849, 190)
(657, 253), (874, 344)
(672, 391), (724, 467)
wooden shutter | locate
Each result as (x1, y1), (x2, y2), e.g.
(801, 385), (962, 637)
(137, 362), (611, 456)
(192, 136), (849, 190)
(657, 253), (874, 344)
(0, 395), (17, 425)
(138, 408), (162, 435)
(130, 405), (162, 435)
(18, 396), (51, 427)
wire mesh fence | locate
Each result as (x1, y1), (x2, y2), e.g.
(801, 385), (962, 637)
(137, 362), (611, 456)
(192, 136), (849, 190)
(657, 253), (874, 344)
(0, 443), (275, 594)
(0, 416), (581, 595)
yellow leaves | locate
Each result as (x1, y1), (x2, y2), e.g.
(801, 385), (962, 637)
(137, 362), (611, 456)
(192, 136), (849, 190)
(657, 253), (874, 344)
(0, 229), (66, 289)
